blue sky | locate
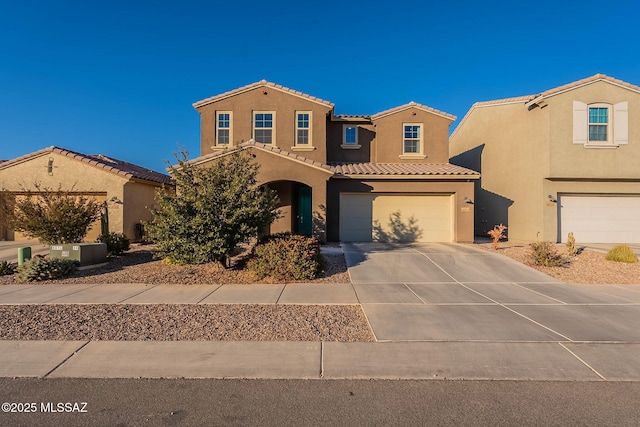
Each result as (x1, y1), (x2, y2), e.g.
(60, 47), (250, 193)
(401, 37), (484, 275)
(2, 0), (639, 173)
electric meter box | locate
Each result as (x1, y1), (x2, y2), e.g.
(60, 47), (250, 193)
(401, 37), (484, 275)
(50, 243), (107, 266)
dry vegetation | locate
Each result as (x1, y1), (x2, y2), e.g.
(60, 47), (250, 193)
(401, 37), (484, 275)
(0, 244), (350, 285)
(473, 241), (640, 284)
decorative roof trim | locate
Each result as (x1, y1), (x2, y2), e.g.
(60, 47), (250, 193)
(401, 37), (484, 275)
(193, 80), (335, 109)
(0, 146), (173, 185)
(371, 101), (456, 121)
(183, 140), (335, 175)
(525, 73), (640, 108)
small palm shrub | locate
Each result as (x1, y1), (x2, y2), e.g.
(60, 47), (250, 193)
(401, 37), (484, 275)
(0, 261), (17, 276)
(487, 224), (507, 250)
(248, 233), (325, 281)
(605, 245), (638, 263)
(528, 241), (568, 267)
(97, 232), (130, 256)
(566, 232), (578, 256)
(17, 257), (77, 282)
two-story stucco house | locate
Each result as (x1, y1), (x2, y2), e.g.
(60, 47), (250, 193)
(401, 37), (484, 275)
(188, 81), (479, 243)
(450, 74), (640, 244)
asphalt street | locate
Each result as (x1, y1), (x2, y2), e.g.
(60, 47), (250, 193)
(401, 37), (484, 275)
(1, 378), (639, 426)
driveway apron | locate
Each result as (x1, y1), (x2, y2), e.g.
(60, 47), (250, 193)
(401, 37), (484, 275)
(342, 242), (640, 380)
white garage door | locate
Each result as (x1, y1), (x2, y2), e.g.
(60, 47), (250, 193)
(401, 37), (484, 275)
(340, 193), (453, 242)
(559, 195), (640, 243)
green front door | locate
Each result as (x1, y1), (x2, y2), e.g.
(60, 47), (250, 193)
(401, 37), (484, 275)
(297, 186), (312, 236)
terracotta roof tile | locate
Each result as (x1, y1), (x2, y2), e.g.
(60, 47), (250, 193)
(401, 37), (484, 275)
(193, 80), (335, 109)
(0, 146), (173, 185)
(330, 162), (479, 177)
(186, 141), (478, 178)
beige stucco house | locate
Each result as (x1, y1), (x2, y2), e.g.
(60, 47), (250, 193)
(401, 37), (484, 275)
(0, 146), (173, 242)
(189, 81), (479, 243)
(450, 74), (640, 244)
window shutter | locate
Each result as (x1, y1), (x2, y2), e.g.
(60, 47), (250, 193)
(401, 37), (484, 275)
(614, 102), (629, 145)
(573, 101), (588, 144)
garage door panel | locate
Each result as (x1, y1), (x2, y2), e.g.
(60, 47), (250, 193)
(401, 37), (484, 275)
(340, 193), (453, 243)
(560, 196), (640, 243)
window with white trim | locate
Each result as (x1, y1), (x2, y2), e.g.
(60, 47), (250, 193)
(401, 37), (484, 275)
(216, 112), (232, 145)
(573, 101), (628, 147)
(403, 124), (422, 154)
(588, 105), (609, 143)
(253, 112), (275, 144)
(295, 112), (311, 145)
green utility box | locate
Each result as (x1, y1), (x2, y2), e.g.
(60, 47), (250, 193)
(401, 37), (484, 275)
(50, 243), (107, 266)
(18, 247), (32, 266)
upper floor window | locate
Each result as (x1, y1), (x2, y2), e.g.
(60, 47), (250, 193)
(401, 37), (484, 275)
(403, 124), (422, 154)
(588, 106), (609, 142)
(573, 101), (628, 147)
(254, 112), (275, 145)
(343, 126), (358, 145)
(216, 112), (232, 146)
(295, 112), (311, 145)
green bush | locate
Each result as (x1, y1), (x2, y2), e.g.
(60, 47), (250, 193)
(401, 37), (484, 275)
(146, 151), (279, 265)
(248, 233), (325, 281)
(528, 241), (569, 267)
(17, 257), (77, 282)
(97, 232), (130, 256)
(0, 261), (17, 276)
(605, 245), (638, 263)
(2, 184), (103, 244)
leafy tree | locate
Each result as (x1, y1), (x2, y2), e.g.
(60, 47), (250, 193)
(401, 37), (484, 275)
(1, 183), (103, 245)
(146, 150), (279, 265)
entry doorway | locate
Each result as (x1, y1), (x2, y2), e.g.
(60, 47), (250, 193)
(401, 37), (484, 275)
(296, 185), (312, 236)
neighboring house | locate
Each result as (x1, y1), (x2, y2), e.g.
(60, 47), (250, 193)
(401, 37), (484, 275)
(0, 146), (173, 242)
(189, 81), (479, 243)
(450, 74), (640, 244)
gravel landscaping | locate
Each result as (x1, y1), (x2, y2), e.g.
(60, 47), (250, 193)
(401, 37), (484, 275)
(0, 244), (350, 285)
(0, 304), (374, 342)
(472, 241), (640, 284)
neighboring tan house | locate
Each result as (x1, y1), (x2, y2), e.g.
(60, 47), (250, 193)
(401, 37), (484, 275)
(0, 146), (173, 242)
(450, 74), (640, 244)
(189, 81), (479, 243)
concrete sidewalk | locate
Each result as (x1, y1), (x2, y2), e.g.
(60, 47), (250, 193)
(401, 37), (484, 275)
(1, 281), (640, 381)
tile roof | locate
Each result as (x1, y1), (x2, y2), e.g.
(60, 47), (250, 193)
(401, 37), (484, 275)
(371, 101), (456, 121)
(193, 80), (335, 109)
(186, 140), (478, 178)
(330, 162), (479, 177)
(0, 146), (173, 185)
(185, 140), (335, 173)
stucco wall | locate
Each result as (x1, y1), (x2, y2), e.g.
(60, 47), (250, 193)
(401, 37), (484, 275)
(373, 107), (453, 164)
(547, 81), (640, 179)
(450, 102), (549, 241)
(122, 181), (162, 241)
(196, 86), (333, 164)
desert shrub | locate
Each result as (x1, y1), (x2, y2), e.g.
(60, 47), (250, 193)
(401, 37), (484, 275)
(146, 151), (279, 265)
(487, 224), (507, 250)
(17, 257), (77, 282)
(2, 184), (103, 244)
(0, 261), (17, 276)
(528, 241), (568, 267)
(605, 245), (638, 263)
(97, 232), (130, 256)
(566, 232), (578, 256)
(248, 233), (325, 281)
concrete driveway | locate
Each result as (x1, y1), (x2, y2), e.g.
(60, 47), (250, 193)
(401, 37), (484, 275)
(341, 242), (640, 379)
(0, 241), (49, 263)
